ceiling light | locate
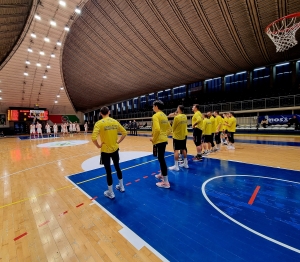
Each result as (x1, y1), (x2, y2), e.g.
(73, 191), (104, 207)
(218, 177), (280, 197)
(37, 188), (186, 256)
(25, 60), (30, 65)
(254, 67), (266, 71)
(275, 62), (290, 67)
(28, 48), (33, 52)
(59, 1), (66, 6)
(24, 72), (28, 76)
(60, 87), (64, 90)
(64, 26), (70, 31)
(43, 75), (47, 79)
(54, 100), (58, 103)
(57, 95), (60, 97)
(0, 97), (2, 100)
(36, 63), (41, 67)
(40, 51), (45, 55)
(57, 41), (62, 46)
(75, 7), (81, 14)
(31, 33), (36, 38)
(51, 53), (55, 58)
(34, 14), (41, 20)
(44, 37), (50, 42)
(0, 90), (2, 92)
(46, 65), (51, 68)
(50, 20), (56, 26)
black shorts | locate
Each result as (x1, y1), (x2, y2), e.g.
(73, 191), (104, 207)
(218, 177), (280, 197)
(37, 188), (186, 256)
(173, 138), (187, 151)
(228, 132), (235, 143)
(193, 128), (202, 146)
(203, 135), (212, 143)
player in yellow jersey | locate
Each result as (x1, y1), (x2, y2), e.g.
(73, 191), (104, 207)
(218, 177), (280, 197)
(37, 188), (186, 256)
(150, 100), (172, 189)
(207, 112), (216, 152)
(192, 104), (203, 161)
(226, 112), (237, 150)
(222, 113), (229, 145)
(91, 106), (127, 199)
(169, 105), (189, 171)
(213, 110), (223, 151)
(202, 114), (212, 155)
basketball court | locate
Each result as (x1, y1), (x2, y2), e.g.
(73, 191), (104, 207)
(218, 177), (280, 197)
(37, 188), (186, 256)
(0, 133), (300, 261)
(1, 0), (300, 261)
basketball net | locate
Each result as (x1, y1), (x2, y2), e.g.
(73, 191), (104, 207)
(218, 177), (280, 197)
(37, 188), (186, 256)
(33, 115), (40, 122)
(266, 13), (300, 52)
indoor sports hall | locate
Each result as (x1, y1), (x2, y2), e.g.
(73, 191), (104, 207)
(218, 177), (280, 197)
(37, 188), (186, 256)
(0, 1), (300, 262)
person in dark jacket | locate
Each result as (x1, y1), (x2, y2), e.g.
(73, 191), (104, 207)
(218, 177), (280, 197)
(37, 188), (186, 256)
(288, 115), (299, 130)
(132, 120), (138, 136)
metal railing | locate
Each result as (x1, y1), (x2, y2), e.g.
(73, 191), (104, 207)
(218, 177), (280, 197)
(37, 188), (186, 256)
(113, 94), (300, 120)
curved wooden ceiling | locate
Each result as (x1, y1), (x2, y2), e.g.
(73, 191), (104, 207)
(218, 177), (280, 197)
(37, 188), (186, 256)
(62, 0), (300, 112)
(0, 0), (34, 69)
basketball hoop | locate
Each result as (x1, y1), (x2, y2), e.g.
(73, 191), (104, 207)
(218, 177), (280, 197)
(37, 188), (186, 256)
(265, 12), (300, 52)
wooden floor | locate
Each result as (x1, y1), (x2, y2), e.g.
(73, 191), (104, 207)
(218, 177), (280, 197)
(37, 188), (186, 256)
(0, 133), (300, 262)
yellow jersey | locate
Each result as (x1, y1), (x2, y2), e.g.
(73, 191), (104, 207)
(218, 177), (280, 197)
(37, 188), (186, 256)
(91, 117), (127, 153)
(152, 111), (172, 145)
(215, 115), (223, 132)
(210, 116), (216, 133)
(192, 111), (203, 130)
(202, 118), (212, 135)
(172, 113), (188, 140)
(222, 117), (228, 131)
(227, 117), (237, 132)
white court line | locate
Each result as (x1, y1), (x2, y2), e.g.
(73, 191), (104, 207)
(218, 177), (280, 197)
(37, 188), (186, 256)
(206, 156), (300, 172)
(202, 175), (300, 254)
(0, 152), (96, 180)
(65, 176), (169, 261)
(67, 153), (174, 185)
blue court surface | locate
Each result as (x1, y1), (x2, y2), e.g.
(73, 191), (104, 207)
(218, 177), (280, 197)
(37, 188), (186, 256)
(68, 153), (300, 262)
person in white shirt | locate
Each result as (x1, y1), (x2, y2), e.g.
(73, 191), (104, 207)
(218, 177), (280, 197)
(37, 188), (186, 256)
(45, 123), (51, 137)
(53, 123), (58, 138)
(36, 122), (42, 138)
(30, 123), (36, 139)
(69, 121), (73, 136)
(62, 123), (67, 136)
(76, 123), (80, 134)
(72, 122), (76, 136)
(84, 122), (88, 135)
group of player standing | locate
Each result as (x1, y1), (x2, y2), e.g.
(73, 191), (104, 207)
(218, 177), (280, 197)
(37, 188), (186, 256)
(29, 121), (89, 139)
(91, 100), (237, 199)
(152, 101), (237, 188)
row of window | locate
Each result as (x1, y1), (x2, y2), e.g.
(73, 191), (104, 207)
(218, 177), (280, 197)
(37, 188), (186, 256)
(84, 61), (300, 118)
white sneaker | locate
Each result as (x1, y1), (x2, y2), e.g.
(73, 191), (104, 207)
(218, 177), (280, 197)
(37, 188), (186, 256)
(168, 165), (179, 171)
(179, 163), (189, 169)
(104, 190), (115, 199)
(116, 184), (125, 192)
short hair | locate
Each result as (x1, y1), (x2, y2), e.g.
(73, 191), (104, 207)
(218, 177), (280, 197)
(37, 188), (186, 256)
(178, 105), (184, 113)
(214, 110), (219, 114)
(100, 106), (109, 115)
(153, 100), (164, 110)
(230, 112), (235, 116)
(203, 113), (208, 118)
(193, 104), (200, 110)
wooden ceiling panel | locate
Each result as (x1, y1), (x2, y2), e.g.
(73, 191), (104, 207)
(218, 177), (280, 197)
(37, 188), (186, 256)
(2, 0), (300, 113)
